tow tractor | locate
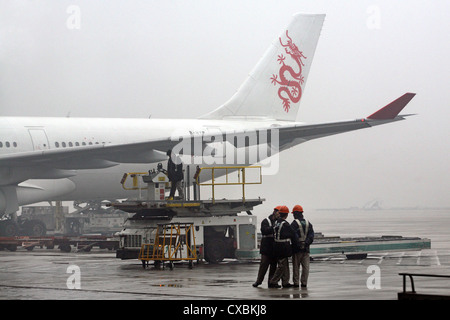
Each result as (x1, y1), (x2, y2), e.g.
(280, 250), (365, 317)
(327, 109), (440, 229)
(110, 165), (264, 264)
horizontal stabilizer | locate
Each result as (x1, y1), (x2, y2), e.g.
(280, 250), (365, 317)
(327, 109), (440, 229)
(367, 93), (416, 120)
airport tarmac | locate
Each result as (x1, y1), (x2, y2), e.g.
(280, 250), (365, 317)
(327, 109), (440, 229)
(0, 247), (449, 300)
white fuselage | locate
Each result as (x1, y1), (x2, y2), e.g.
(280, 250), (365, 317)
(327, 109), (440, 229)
(0, 117), (287, 205)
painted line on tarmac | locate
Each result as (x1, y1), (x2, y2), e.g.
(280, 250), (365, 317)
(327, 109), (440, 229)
(0, 284), (254, 300)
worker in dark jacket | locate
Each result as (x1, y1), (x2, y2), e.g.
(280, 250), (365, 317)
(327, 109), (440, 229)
(167, 149), (184, 200)
(252, 206), (280, 287)
(291, 205), (314, 288)
(268, 206), (299, 288)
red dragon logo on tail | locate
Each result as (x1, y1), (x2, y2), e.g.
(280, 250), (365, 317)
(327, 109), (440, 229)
(270, 30), (307, 112)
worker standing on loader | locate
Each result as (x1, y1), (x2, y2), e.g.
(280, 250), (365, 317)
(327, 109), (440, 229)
(252, 206), (281, 287)
(291, 205), (314, 288)
(166, 149), (184, 200)
(268, 206), (298, 288)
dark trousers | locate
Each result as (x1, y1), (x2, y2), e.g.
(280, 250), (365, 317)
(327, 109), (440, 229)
(269, 257), (290, 285)
(169, 180), (183, 198)
(255, 254), (277, 285)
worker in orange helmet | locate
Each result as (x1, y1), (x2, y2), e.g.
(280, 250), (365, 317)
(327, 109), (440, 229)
(291, 204), (314, 288)
(268, 206), (299, 288)
(252, 206), (281, 287)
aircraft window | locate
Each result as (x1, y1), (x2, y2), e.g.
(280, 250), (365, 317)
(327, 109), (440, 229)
(75, 142), (80, 146)
(95, 142), (99, 145)
(82, 142), (86, 146)
(55, 142), (59, 148)
(0, 141), (18, 148)
(88, 142), (93, 145)
(69, 142), (73, 147)
(62, 142), (66, 148)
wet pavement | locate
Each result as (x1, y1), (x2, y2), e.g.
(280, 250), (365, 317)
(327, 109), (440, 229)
(1, 248), (449, 300)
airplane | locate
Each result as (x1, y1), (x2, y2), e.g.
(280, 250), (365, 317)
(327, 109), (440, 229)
(0, 13), (416, 236)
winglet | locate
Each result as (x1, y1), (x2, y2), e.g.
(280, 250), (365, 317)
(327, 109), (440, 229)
(367, 93), (416, 120)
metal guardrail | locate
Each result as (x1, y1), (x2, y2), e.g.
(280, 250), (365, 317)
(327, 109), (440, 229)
(194, 166), (262, 203)
(120, 172), (148, 191)
(399, 273), (450, 300)
(120, 166), (262, 203)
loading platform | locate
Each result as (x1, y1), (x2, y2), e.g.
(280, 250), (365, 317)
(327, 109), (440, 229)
(109, 165), (264, 218)
(309, 234), (431, 258)
(108, 198), (264, 218)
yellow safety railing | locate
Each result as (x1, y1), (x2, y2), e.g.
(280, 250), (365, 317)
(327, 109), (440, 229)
(120, 172), (148, 190)
(195, 166), (262, 203)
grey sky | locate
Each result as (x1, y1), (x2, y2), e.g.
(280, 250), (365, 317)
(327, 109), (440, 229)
(0, 0), (449, 213)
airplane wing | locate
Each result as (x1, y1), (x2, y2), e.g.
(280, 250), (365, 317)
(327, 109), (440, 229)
(267, 92), (416, 151)
(0, 139), (172, 169)
(0, 137), (178, 188)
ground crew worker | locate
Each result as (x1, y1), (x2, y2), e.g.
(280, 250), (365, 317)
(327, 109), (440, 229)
(268, 206), (299, 288)
(252, 206), (281, 287)
(291, 205), (314, 288)
(166, 149), (184, 200)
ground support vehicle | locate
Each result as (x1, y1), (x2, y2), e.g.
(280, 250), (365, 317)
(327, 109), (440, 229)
(114, 200), (261, 264)
(0, 235), (119, 252)
(113, 166), (263, 264)
(0, 201), (130, 237)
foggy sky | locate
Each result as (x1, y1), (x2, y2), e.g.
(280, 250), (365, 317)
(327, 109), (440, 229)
(0, 0), (449, 215)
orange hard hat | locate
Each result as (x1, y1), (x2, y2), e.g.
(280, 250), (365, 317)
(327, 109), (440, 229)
(274, 206), (282, 211)
(292, 205), (304, 213)
(278, 206), (290, 214)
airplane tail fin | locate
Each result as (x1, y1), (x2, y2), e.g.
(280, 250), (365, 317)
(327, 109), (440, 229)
(200, 13), (325, 121)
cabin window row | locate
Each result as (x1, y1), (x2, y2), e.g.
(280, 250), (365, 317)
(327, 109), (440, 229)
(54, 141), (105, 148)
(0, 141), (18, 148)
